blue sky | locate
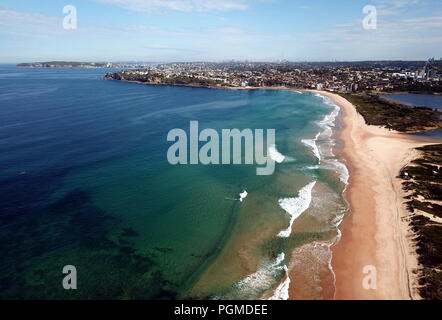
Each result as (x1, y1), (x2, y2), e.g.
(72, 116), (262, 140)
(1, 0), (441, 62)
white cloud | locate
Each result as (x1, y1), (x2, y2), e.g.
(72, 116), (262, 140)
(1, 2), (439, 62)
(0, 7), (121, 38)
(93, 0), (248, 12)
(0, 8), (62, 37)
(374, 0), (422, 16)
(300, 9), (442, 60)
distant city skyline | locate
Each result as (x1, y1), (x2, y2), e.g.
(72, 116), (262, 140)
(1, 0), (442, 63)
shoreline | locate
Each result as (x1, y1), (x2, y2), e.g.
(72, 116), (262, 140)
(312, 90), (433, 300)
(105, 78), (442, 96)
(103, 77), (294, 91)
(105, 78), (436, 299)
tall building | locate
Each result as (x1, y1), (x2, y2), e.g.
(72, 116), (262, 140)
(424, 58), (435, 80)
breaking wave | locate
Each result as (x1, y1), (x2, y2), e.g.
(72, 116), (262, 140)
(268, 144), (286, 163)
(301, 132), (321, 163)
(278, 181), (316, 238)
(267, 267), (290, 300)
(233, 253), (287, 299)
(272, 93), (349, 300)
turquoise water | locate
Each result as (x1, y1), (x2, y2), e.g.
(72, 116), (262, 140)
(0, 66), (347, 299)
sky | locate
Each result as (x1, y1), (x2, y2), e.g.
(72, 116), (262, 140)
(1, 0), (442, 63)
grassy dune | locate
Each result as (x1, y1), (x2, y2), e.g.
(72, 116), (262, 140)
(400, 144), (442, 300)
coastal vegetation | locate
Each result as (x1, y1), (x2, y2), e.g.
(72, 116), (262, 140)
(341, 94), (442, 132)
(399, 144), (442, 300)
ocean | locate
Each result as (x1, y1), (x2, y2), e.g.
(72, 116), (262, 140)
(0, 65), (347, 299)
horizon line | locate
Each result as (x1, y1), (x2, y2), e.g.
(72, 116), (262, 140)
(6, 58), (442, 65)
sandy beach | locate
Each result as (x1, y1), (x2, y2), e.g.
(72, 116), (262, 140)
(302, 90), (432, 300)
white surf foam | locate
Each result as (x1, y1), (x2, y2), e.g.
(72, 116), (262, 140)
(278, 181), (316, 238)
(320, 105), (340, 126)
(268, 144), (286, 163)
(309, 93), (350, 186)
(267, 93), (349, 299)
(267, 271), (290, 300)
(234, 253), (287, 298)
(289, 241), (337, 298)
(330, 159), (349, 185)
(301, 132), (321, 163)
(304, 165), (321, 170)
(317, 104), (340, 138)
(309, 93), (350, 298)
(314, 93), (338, 108)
